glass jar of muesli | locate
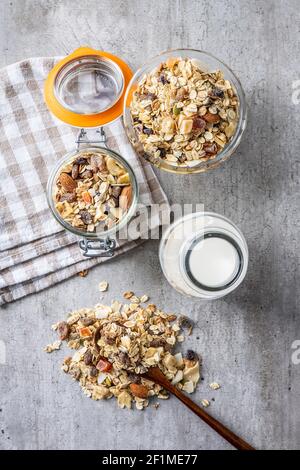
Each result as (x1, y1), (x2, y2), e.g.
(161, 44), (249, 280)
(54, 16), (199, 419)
(44, 47), (139, 257)
(124, 49), (247, 174)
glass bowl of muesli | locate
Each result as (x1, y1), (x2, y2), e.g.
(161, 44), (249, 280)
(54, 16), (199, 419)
(47, 147), (138, 257)
(123, 49), (247, 174)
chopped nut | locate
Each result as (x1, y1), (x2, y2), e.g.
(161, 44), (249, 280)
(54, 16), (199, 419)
(98, 281), (108, 292)
(78, 269), (89, 277)
(123, 291), (134, 299)
(209, 382), (221, 390)
(201, 399), (210, 408)
(180, 119), (193, 135)
(44, 340), (61, 353)
(130, 383), (149, 399)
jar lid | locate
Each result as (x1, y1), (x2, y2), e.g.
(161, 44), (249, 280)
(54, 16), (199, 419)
(44, 47), (133, 127)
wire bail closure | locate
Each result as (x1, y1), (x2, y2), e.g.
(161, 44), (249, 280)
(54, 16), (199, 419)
(76, 127), (107, 150)
(79, 237), (116, 257)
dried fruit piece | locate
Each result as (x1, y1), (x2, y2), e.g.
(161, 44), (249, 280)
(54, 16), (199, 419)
(59, 173), (77, 192)
(96, 357), (113, 372)
(81, 317), (96, 326)
(79, 327), (92, 338)
(84, 349), (93, 366)
(186, 350), (198, 362)
(71, 164), (79, 180)
(60, 192), (76, 203)
(179, 119), (193, 135)
(79, 210), (92, 225)
(203, 112), (220, 123)
(111, 186), (122, 198)
(75, 157), (87, 165)
(106, 157), (125, 177)
(58, 321), (70, 340)
(203, 142), (218, 155)
(210, 87), (224, 98)
(117, 173), (130, 185)
(130, 383), (149, 399)
(192, 116), (206, 131)
(161, 117), (175, 134)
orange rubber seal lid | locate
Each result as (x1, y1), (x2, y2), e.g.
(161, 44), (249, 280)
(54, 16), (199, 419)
(44, 47), (133, 128)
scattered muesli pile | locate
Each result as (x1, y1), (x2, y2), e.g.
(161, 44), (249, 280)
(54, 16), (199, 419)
(54, 151), (132, 232)
(45, 292), (201, 410)
(130, 57), (239, 168)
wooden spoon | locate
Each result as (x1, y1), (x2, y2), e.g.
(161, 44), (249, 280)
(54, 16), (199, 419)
(142, 367), (255, 451)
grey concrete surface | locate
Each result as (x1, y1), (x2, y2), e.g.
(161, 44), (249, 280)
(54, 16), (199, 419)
(0, 0), (299, 450)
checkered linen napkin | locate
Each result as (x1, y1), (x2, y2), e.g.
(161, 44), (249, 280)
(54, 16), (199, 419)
(0, 57), (169, 305)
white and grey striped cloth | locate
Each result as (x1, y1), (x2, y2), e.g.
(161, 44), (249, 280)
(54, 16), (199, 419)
(0, 57), (169, 305)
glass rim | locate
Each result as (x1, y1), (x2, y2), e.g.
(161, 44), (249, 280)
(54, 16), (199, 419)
(54, 55), (125, 116)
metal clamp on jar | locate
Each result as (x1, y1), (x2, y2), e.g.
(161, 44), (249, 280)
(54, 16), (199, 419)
(44, 47), (138, 257)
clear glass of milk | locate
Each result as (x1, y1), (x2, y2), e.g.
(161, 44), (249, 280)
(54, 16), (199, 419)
(159, 212), (248, 299)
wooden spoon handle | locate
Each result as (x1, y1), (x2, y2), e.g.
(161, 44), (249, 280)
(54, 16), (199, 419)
(167, 383), (255, 450)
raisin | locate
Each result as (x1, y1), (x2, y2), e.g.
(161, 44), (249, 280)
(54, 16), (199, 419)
(203, 142), (218, 155)
(159, 148), (166, 158)
(118, 352), (131, 368)
(211, 87), (224, 99)
(90, 366), (98, 377)
(179, 315), (194, 330)
(79, 210), (92, 225)
(111, 186), (122, 198)
(127, 373), (141, 384)
(143, 127), (153, 135)
(93, 326), (102, 350)
(140, 92), (156, 101)
(75, 157), (87, 165)
(192, 117), (206, 131)
(186, 350), (198, 362)
(60, 192), (76, 203)
(159, 73), (169, 85)
(81, 317), (96, 326)
(57, 321), (70, 340)
(150, 338), (166, 348)
(71, 164), (79, 180)
(84, 349), (93, 366)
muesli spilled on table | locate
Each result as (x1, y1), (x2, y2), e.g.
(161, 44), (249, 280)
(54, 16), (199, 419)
(45, 292), (201, 410)
(130, 57), (238, 168)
